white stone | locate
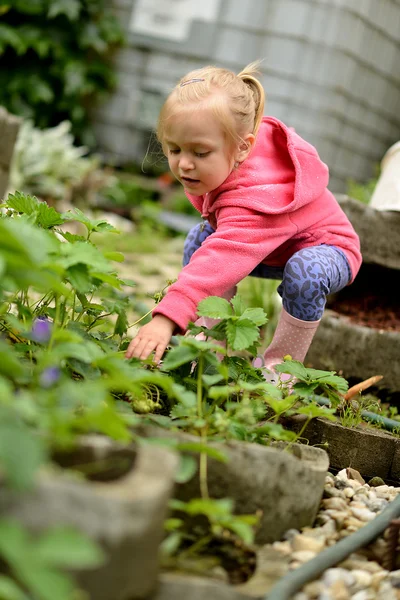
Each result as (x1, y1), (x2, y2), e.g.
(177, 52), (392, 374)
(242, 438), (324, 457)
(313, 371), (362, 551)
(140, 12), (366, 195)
(350, 507), (376, 522)
(371, 571), (389, 590)
(351, 591), (373, 600)
(351, 569), (373, 589)
(344, 487), (355, 498)
(377, 580), (398, 599)
(322, 567), (355, 587)
(290, 550), (317, 563)
(292, 534), (325, 553)
(322, 497), (349, 511)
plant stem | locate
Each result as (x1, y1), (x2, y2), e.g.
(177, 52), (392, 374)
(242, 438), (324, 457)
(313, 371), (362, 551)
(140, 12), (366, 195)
(127, 308), (153, 329)
(197, 354), (204, 419)
(196, 354), (209, 499)
(48, 295), (60, 352)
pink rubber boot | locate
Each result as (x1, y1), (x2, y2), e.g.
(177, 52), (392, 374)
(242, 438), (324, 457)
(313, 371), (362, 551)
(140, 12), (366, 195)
(253, 307), (320, 383)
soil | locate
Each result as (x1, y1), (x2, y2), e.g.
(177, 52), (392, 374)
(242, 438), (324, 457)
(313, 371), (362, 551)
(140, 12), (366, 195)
(328, 263), (400, 333)
(329, 293), (400, 332)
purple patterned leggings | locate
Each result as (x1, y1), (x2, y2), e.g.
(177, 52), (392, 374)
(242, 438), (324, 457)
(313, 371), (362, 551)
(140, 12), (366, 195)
(183, 221), (351, 321)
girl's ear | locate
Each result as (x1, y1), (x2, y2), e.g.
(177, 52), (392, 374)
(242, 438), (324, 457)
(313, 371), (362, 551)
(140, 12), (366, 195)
(235, 133), (256, 164)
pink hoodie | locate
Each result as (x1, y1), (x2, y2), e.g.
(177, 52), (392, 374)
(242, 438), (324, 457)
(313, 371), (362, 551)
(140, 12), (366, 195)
(153, 116), (361, 333)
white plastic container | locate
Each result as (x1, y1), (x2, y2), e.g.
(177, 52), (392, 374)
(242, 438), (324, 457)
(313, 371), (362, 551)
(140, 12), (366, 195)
(369, 141), (400, 211)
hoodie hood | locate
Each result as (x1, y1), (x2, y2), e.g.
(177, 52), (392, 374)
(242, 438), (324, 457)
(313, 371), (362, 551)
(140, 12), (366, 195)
(186, 116), (330, 220)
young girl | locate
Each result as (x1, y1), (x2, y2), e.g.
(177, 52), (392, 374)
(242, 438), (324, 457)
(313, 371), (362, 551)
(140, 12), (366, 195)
(125, 62), (361, 378)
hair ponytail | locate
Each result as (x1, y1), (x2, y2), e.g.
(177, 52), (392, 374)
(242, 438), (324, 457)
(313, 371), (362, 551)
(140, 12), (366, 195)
(238, 60), (266, 136)
(157, 61), (267, 151)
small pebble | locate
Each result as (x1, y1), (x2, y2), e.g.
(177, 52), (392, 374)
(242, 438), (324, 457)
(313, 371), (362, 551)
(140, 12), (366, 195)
(290, 550), (317, 563)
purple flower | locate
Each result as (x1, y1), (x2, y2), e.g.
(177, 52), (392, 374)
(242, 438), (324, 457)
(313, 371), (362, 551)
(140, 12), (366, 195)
(31, 317), (52, 344)
(39, 366), (61, 388)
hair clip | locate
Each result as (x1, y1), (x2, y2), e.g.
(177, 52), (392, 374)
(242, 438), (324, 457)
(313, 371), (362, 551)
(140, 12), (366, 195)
(180, 78), (205, 87)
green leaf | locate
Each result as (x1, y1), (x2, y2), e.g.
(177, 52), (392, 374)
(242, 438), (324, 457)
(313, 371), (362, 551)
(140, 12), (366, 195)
(295, 404), (336, 420)
(197, 296), (233, 319)
(6, 191), (40, 215)
(175, 442), (227, 463)
(0, 415), (47, 489)
(36, 203), (64, 228)
(240, 307), (268, 326)
(62, 209), (118, 234)
(114, 310), (128, 336)
(16, 564), (74, 600)
(0, 523), (78, 600)
(263, 395), (297, 415)
(66, 263), (92, 293)
(225, 318), (259, 351)
(160, 531), (183, 556)
(255, 422), (298, 442)
(35, 528), (104, 569)
(275, 360), (309, 380)
(161, 345), (199, 370)
(230, 294), (245, 315)
(103, 251), (124, 262)
(174, 455), (197, 483)
(91, 271), (122, 288)
(0, 24), (25, 54)
(48, 0), (81, 20)
(57, 231), (86, 243)
(222, 519), (255, 545)
(58, 241), (112, 273)
(51, 341), (104, 363)
(201, 373), (225, 387)
(0, 575), (29, 600)
(0, 340), (25, 379)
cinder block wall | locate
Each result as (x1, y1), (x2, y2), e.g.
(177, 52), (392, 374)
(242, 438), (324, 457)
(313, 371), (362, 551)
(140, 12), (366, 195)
(92, 0), (400, 192)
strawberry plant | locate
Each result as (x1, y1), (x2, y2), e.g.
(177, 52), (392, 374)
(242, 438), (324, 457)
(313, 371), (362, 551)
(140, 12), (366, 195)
(0, 189), (352, 592)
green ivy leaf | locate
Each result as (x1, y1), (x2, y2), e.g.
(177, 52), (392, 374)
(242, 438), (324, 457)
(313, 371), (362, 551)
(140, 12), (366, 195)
(225, 319), (259, 351)
(47, 0), (81, 20)
(0, 24), (26, 54)
(197, 296), (233, 319)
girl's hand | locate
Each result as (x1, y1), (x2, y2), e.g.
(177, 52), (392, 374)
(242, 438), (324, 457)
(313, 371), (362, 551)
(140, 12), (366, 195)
(125, 315), (176, 363)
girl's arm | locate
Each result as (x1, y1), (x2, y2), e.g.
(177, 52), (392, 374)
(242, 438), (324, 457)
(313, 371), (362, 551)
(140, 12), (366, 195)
(153, 206), (295, 331)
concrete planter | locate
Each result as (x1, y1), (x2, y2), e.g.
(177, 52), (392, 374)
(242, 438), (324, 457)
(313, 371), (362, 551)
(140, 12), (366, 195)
(306, 309), (400, 394)
(138, 426), (329, 545)
(285, 417), (400, 482)
(0, 436), (178, 600)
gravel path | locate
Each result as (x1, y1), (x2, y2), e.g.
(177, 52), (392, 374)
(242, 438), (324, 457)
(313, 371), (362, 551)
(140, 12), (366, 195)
(241, 469), (400, 599)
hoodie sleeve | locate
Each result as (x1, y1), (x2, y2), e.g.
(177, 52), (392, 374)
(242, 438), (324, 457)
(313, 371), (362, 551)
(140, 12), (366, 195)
(152, 205), (297, 333)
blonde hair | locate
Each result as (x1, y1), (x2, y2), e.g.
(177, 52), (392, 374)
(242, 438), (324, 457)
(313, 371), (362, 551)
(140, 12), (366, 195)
(157, 61), (266, 152)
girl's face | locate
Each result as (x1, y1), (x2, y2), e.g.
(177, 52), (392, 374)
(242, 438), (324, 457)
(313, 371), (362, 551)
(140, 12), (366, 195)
(164, 104), (238, 195)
